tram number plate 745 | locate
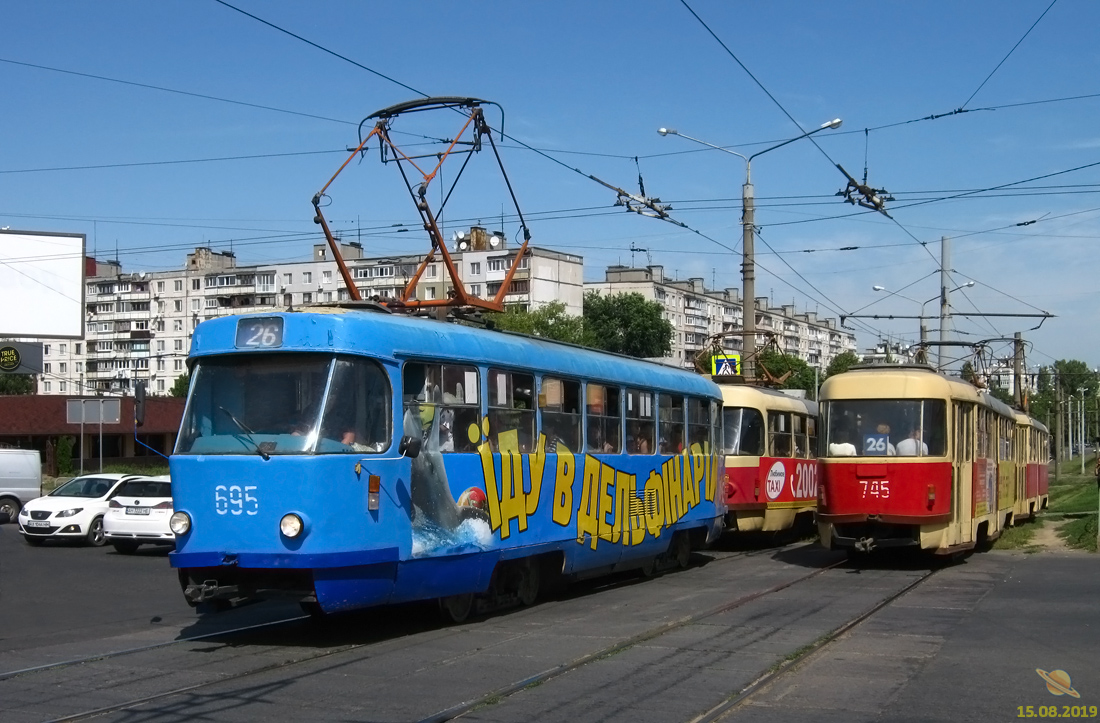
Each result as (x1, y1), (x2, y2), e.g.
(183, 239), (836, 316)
(215, 485), (259, 516)
(859, 480), (890, 499)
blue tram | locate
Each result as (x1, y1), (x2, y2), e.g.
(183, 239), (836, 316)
(168, 307), (725, 617)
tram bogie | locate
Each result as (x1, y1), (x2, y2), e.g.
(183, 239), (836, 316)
(817, 364), (1049, 557)
(169, 309), (725, 616)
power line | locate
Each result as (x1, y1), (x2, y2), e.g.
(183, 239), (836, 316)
(961, 0), (1059, 109)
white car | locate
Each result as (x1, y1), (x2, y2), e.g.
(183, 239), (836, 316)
(103, 475), (174, 553)
(18, 474), (138, 547)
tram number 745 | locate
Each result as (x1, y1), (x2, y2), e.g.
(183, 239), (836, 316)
(859, 480), (890, 499)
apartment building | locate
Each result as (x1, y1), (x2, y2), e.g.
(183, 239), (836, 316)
(584, 265), (857, 371)
(42, 230), (583, 396)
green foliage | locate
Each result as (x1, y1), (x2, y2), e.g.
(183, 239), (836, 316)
(824, 351), (860, 378)
(489, 301), (589, 345)
(169, 372), (191, 398)
(988, 382), (1014, 406)
(0, 374), (35, 395)
(757, 348), (816, 395)
(1058, 514), (1098, 553)
(960, 361), (977, 384)
(991, 519), (1039, 551)
(583, 291), (673, 359)
(56, 435), (75, 476)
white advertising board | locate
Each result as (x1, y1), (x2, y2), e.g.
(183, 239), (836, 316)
(0, 230), (85, 338)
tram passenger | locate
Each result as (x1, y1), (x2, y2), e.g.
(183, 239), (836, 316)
(896, 426), (929, 456)
(863, 422), (896, 456)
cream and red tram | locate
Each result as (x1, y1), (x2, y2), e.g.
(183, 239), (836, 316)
(817, 364), (1021, 555)
(1012, 411), (1050, 520)
(719, 384), (818, 532)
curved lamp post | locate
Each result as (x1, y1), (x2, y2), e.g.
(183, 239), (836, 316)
(658, 119), (841, 377)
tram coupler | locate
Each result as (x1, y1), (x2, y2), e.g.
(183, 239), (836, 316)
(185, 580), (239, 604)
(855, 537), (876, 553)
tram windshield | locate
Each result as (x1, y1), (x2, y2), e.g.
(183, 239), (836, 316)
(721, 407), (765, 456)
(823, 399), (946, 458)
(175, 353), (392, 456)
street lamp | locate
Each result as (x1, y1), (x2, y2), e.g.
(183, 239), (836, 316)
(658, 118), (842, 377)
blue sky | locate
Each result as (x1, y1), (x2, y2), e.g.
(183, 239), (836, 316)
(2, 1), (1098, 373)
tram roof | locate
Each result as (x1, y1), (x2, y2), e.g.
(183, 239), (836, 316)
(188, 308), (721, 398)
(822, 363), (1022, 417)
(716, 383), (818, 416)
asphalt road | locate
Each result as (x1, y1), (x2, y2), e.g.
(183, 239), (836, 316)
(1, 524), (1097, 723)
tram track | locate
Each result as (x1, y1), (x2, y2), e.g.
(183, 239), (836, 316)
(9, 542), (823, 723)
(690, 566), (939, 723)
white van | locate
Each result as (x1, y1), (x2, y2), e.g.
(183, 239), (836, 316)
(0, 449), (42, 521)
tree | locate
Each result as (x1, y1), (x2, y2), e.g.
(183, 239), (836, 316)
(488, 301), (589, 345)
(0, 374), (34, 395)
(960, 361), (977, 385)
(824, 351), (861, 379)
(169, 372), (191, 398)
(582, 291), (673, 359)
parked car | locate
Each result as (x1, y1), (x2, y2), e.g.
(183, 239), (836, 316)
(0, 449), (43, 522)
(103, 475), (174, 553)
(18, 474), (138, 546)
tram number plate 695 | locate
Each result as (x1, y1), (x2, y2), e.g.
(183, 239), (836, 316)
(859, 479), (890, 499)
(215, 485), (259, 516)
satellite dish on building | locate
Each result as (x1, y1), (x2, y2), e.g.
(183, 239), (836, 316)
(488, 235), (501, 248)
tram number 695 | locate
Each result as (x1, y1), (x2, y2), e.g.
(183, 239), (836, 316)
(215, 485), (259, 516)
(859, 480), (890, 499)
(792, 462), (818, 499)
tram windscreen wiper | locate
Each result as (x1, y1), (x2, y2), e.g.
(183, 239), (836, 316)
(217, 406), (270, 461)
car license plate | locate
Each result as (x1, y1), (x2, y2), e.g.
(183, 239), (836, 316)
(25, 520), (50, 527)
(126, 507), (151, 515)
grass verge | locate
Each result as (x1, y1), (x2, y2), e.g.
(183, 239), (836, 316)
(992, 519), (1041, 552)
(1058, 515), (1098, 553)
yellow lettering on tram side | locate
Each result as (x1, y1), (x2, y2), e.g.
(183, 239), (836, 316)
(525, 433), (548, 516)
(551, 443), (576, 527)
(664, 456), (684, 524)
(611, 469), (634, 545)
(497, 450), (528, 540)
(576, 455), (602, 549)
(643, 469), (665, 538)
(478, 439), (503, 531)
(597, 462), (616, 541)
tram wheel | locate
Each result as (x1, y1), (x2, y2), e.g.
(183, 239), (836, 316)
(300, 601), (326, 619)
(639, 556), (658, 578)
(674, 533), (691, 569)
(516, 561), (541, 607)
(440, 593), (474, 624)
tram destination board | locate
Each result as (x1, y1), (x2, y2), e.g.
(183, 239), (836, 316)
(235, 317), (284, 349)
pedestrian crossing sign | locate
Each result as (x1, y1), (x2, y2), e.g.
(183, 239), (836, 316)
(711, 354), (741, 376)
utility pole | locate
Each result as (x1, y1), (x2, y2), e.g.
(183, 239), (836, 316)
(742, 178), (756, 379)
(938, 236), (950, 371)
(1013, 332), (1024, 409)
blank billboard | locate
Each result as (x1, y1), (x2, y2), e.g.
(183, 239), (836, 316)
(0, 230), (85, 339)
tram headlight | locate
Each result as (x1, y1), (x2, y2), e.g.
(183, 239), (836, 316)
(280, 513), (304, 538)
(169, 511), (192, 535)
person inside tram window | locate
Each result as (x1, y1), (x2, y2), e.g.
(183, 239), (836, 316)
(896, 426), (929, 456)
(862, 422), (896, 456)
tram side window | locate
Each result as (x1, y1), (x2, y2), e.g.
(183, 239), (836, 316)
(402, 361), (480, 453)
(722, 407), (764, 456)
(790, 414), (808, 458)
(318, 357), (393, 453)
(771, 412), (793, 457)
(806, 415), (818, 457)
(625, 388), (655, 455)
(488, 369), (535, 453)
(686, 397), (710, 453)
(658, 394), (685, 455)
(586, 384), (621, 454)
(541, 377), (581, 452)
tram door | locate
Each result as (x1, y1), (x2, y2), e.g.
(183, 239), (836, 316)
(953, 402), (974, 544)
